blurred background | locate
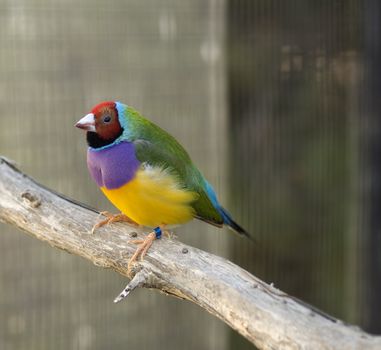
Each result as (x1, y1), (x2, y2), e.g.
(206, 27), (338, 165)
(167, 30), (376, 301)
(0, 0), (380, 349)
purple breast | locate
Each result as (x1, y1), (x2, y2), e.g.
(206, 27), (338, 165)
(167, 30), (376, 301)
(87, 142), (140, 189)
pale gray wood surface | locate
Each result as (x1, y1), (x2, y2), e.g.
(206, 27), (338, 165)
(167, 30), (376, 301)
(0, 156), (380, 350)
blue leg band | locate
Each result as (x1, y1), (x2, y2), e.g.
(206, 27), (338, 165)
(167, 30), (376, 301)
(154, 227), (162, 239)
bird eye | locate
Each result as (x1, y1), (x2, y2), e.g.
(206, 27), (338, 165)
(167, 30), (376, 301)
(103, 115), (111, 123)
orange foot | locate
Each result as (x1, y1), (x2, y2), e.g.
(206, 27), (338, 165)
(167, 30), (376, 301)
(127, 227), (167, 273)
(91, 211), (139, 234)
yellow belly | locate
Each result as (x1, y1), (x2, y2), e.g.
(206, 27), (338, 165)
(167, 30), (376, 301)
(100, 167), (198, 227)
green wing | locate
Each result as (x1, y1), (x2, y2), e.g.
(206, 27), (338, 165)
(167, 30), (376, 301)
(125, 107), (223, 226)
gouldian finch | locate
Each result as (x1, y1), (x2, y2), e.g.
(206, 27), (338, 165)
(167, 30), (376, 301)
(75, 101), (250, 271)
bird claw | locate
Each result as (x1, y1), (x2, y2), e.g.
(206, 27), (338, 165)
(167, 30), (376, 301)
(90, 211), (139, 234)
(129, 239), (145, 245)
(127, 231), (156, 273)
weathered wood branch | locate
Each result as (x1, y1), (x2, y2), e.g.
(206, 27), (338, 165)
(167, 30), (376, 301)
(0, 156), (380, 350)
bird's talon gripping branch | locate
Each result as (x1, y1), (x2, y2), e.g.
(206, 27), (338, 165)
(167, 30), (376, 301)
(129, 239), (145, 245)
(127, 227), (162, 272)
(91, 211), (139, 234)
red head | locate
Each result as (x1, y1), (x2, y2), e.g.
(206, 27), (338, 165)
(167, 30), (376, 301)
(75, 101), (123, 148)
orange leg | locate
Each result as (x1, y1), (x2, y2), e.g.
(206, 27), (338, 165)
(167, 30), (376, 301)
(91, 211), (139, 234)
(127, 227), (167, 273)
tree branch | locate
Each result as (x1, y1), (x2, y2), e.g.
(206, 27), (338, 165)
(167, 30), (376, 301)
(0, 156), (380, 349)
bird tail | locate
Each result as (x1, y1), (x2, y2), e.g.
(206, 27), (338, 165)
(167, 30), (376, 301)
(218, 206), (252, 240)
(202, 180), (252, 240)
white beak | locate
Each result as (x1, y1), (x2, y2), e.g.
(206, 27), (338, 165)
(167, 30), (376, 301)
(75, 113), (96, 132)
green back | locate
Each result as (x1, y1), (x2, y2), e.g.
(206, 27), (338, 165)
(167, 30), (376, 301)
(122, 106), (223, 226)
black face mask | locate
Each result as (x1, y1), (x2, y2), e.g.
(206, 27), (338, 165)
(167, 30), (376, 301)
(86, 128), (123, 149)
